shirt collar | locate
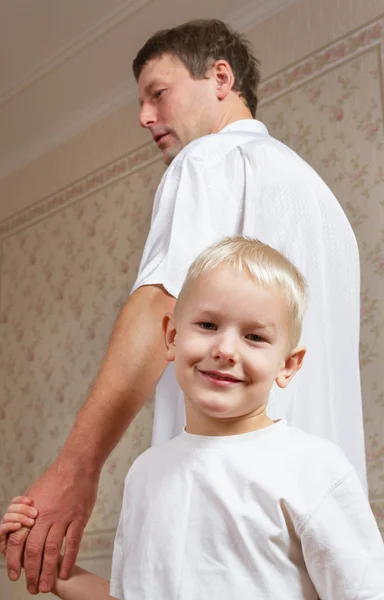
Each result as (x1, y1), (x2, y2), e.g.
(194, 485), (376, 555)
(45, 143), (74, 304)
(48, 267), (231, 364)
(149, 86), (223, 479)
(179, 420), (286, 451)
(220, 119), (269, 135)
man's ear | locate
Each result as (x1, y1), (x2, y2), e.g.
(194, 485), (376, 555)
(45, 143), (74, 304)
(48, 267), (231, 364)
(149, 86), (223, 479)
(163, 312), (177, 362)
(210, 60), (235, 100)
(275, 346), (306, 389)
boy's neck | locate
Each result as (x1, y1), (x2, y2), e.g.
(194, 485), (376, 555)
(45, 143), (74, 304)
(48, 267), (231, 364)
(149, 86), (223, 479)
(184, 401), (274, 437)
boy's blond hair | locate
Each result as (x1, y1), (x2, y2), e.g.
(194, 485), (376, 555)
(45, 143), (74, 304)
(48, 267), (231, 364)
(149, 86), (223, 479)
(178, 237), (308, 347)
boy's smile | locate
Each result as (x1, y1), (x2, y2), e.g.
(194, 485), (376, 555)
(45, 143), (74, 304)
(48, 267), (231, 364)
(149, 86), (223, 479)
(197, 369), (244, 386)
(165, 266), (305, 435)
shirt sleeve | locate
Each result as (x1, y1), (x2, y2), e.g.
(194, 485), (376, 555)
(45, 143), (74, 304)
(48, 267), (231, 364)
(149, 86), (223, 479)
(109, 509), (125, 600)
(301, 469), (384, 599)
(131, 152), (246, 298)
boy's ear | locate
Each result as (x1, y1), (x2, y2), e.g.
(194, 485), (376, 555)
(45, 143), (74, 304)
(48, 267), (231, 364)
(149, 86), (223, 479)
(163, 312), (177, 362)
(275, 346), (306, 389)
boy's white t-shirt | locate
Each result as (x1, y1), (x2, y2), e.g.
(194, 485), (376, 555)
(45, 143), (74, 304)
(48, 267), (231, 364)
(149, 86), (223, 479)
(110, 421), (384, 600)
(131, 119), (367, 490)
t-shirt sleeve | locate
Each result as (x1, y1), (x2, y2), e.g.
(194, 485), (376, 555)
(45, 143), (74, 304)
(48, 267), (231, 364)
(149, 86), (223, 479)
(131, 153), (246, 298)
(301, 469), (384, 599)
(109, 509), (125, 600)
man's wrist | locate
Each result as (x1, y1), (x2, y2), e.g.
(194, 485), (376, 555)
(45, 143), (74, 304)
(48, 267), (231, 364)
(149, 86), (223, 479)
(54, 450), (102, 480)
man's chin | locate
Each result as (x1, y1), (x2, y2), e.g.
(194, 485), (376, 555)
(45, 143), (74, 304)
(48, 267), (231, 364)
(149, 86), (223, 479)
(162, 143), (183, 165)
(163, 153), (174, 166)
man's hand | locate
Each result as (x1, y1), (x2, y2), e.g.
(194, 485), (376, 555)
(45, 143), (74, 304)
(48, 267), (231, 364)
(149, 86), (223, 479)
(7, 461), (99, 595)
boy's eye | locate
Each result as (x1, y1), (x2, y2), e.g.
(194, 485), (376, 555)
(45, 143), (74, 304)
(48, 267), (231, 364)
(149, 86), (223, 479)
(198, 322), (217, 331)
(246, 333), (265, 343)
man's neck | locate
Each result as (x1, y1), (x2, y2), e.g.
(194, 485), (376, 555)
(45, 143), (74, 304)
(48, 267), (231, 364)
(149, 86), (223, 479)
(211, 102), (253, 135)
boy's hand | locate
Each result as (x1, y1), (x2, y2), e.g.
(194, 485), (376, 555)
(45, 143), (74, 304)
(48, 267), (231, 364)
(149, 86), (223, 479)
(0, 497), (37, 557)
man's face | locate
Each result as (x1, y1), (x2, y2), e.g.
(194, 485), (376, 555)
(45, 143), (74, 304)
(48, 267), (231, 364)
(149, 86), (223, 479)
(138, 54), (218, 165)
(167, 267), (297, 432)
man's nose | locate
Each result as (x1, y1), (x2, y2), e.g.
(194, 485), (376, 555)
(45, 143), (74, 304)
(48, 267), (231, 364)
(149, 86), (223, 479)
(139, 103), (157, 129)
(211, 333), (239, 364)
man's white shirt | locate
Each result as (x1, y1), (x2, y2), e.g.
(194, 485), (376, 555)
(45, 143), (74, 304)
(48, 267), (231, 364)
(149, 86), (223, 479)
(131, 119), (367, 489)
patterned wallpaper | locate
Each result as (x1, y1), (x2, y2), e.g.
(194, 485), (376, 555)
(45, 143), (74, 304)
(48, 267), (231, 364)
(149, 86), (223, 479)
(0, 153), (165, 563)
(0, 16), (383, 592)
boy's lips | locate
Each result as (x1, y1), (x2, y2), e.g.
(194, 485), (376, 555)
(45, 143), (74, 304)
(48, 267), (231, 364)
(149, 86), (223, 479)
(198, 369), (243, 387)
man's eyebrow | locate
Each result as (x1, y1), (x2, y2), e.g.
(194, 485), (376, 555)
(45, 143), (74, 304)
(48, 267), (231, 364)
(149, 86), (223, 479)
(139, 80), (167, 105)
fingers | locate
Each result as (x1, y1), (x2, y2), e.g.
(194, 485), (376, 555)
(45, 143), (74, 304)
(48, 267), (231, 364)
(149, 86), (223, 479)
(1, 496), (36, 528)
(8, 496), (34, 506)
(0, 522), (22, 536)
(2, 513), (35, 528)
(7, 526), (30, 582)
(0, 522), (22, 556)
(2, 504), (37, 528)
(38, 522), (67, 593)
(3, 497), (36, 580)
(22, 522), (51, 595)
(59, 520), (85, 579)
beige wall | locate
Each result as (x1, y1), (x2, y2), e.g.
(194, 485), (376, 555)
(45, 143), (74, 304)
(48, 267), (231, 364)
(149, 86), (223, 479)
(1, 2), (384, 598)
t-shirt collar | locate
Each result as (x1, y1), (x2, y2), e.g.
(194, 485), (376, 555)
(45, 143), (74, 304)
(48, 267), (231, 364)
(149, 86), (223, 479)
(179, 419), (286, 451)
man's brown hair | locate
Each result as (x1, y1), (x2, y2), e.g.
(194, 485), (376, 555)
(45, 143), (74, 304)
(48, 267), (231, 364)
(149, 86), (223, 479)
(132, 19), (261, 117)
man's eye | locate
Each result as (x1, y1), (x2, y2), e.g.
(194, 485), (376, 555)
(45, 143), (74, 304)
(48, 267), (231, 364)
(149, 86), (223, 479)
(198, 322), (217, 331)
(154, 89), (165, 100)
(246, 333), (264, 343)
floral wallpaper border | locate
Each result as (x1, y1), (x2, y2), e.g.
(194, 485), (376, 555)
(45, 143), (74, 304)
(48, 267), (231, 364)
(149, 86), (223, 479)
(258, 16), (384, 106)
(0, 15), (383, 557)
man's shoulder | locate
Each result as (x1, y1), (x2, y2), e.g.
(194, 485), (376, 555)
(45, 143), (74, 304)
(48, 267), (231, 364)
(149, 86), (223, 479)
(169, 127), (313, 179)
(171, 127), (275, 170)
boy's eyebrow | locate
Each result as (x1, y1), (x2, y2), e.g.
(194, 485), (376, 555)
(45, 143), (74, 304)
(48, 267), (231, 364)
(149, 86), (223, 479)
(244, 319), (276, 333)
(250, 320), (276, 332)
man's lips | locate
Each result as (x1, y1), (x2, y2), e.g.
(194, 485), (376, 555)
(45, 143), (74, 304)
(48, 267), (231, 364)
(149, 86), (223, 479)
(198, 369), (243, 387)
(153, 132), (170, 146)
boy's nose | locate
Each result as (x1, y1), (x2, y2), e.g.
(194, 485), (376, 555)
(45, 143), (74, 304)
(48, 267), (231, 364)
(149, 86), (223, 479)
(211, 335), (239, 364)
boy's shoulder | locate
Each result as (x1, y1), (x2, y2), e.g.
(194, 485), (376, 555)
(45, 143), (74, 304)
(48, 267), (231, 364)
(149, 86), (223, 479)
(124, 434), (184, 481)
(281, 424), (349, 461)
(279, 424), (355, 488)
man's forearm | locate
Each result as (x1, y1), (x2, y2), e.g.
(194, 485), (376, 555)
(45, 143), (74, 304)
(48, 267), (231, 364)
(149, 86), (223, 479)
(53, 564), (111, 600)
(57, 285), (175, 475)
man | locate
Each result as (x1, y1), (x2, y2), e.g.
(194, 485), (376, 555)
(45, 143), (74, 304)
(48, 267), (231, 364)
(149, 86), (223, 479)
(6, 19), (366, 595)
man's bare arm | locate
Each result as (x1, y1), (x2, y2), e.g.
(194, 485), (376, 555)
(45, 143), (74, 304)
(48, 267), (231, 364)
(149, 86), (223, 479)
(6, 284), (175, 595)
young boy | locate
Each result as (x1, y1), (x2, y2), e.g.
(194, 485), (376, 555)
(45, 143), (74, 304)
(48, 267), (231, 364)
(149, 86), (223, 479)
(2, 237), (384, 599)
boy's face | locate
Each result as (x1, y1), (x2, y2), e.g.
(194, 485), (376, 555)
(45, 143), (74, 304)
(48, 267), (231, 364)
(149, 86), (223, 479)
(165, 266), (305, 434)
